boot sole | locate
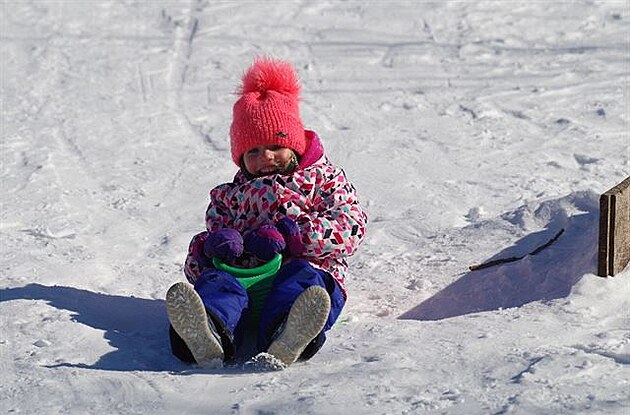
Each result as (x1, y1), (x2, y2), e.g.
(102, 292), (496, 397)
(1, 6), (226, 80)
(267, 285), (331, 366)
(166, 282), (224, 365)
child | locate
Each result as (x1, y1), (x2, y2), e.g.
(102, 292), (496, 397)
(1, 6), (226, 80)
(166, 57), (367, 367)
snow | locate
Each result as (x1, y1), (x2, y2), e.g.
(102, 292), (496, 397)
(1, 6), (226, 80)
(1, 1), (629, 414)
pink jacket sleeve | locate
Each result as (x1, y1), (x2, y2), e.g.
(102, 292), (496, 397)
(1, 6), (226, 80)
(297, 168), (367, 261)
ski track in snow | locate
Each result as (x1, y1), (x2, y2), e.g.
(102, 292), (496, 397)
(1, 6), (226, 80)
(2, 1), (629, 414)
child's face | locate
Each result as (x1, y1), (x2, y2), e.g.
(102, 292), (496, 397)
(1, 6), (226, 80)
(242, 145), (296, 177)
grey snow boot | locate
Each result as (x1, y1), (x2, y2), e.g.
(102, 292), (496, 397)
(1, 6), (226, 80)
(267, 285), (331, 366)
(166, 281), (224, 366)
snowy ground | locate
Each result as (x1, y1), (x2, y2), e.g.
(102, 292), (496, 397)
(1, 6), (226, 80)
(2, 1), (629, 414)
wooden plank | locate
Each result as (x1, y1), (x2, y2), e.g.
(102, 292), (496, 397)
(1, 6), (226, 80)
(598, 176), (630, 277)
(597, 193), (611, 276)
(611, 181), (630, 274)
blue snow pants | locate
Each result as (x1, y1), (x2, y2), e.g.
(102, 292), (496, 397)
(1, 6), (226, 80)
(169, 259), (345, 362)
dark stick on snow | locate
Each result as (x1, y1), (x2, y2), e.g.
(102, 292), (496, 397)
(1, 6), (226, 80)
(469, 228), (565, 271)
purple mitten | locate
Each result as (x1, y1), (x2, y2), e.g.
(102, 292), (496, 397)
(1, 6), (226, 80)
(276, 217), (304, 256)
(243, 224), (286, 261)
(203, 228), (244, 261)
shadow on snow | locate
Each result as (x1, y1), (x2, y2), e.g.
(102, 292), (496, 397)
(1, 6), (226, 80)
(0, 283), (182, 372)
(400, 191), (599, 321)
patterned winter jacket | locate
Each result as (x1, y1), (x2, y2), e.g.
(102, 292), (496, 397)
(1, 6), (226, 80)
(184, 130), (367, 297)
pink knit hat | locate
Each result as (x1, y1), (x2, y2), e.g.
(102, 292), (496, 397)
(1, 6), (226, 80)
(230, 57), (306, 166)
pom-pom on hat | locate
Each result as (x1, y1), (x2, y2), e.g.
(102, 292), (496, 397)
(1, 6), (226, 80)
(230, 57), (306, 165)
